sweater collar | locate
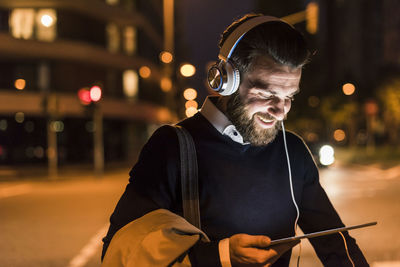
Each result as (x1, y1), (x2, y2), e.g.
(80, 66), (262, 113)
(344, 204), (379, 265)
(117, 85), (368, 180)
(200, 96), (249, 145)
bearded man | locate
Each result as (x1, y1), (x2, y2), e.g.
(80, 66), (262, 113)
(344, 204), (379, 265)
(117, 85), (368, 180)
(102, 14), (369, 267)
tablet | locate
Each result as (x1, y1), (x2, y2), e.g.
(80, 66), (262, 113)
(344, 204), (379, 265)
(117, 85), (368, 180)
(269, 221), (377, 246)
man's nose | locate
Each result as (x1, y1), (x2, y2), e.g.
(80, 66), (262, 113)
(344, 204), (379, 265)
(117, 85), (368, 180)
(267, 98), (286, 121)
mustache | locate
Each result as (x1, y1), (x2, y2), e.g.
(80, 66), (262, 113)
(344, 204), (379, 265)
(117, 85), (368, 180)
(253, 112), (276, 121)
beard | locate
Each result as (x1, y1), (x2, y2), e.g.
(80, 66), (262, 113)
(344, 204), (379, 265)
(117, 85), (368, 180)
(226, 91), (281, 146)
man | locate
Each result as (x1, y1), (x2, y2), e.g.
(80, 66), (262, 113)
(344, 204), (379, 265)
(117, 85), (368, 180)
(102, 14), (369, 266)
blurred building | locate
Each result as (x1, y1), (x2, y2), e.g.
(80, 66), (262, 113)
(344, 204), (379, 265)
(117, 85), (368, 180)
(0, 0), (178, 167)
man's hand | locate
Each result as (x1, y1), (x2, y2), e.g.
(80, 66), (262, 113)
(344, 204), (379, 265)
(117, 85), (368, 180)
(229, 233), (300, 267)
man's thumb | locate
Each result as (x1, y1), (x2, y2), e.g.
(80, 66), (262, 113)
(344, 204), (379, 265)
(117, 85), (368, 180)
(252, 235), (271, 248)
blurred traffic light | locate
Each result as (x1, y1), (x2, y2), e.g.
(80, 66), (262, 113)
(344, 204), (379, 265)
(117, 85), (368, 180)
(306, 2), (319, 34)
(89, 85), (102, 102)
(78, 85), (102, 105)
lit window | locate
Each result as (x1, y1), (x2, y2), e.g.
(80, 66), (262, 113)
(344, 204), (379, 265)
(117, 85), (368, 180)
(36, 9), (57, 42)
(106, 23), (120, 53)
(123, 70), (138, 98)
(38, 63), (50, 90)
(124, 26), (137, 55)
(106, 0), (119, 5)
(10, 9), (35, 39)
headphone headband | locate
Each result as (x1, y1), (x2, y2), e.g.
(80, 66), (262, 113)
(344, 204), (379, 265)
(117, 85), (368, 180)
(219, 16), (281, 61)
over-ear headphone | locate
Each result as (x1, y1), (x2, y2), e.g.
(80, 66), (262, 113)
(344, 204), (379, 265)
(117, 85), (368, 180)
(207, 16), (281, 96)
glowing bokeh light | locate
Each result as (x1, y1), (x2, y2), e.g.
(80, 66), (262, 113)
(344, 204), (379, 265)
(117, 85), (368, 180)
(185, 100), (198, 109)
(15, 112), (25, 123)
(185, 107), (198, 117)
(15, 79), (26, 90)
(78, 88), (91, 105)
(180, 64), (196, 77)
(333, 129), (346, 142)
(183, 88), (197, 101)
(342, 83), (355, 96)
(90, 86), (102, 102)
(160, 77), (172, 92)
(139, 66), (151, 78)
(40, 14), (54, 27)
(319, 145), (335, 166)
(160, 51), (173, 64)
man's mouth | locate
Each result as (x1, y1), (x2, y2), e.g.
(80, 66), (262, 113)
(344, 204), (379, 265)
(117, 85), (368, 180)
(257, 115), (274, 123)
(255, 114), (276, 128)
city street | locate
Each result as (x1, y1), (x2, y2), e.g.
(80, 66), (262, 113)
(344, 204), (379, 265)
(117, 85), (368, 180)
(0, 162), (399, 267)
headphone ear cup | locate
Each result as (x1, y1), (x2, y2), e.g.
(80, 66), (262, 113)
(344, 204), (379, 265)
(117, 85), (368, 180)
(207, 60), (240, 96)
(222, 60), (240, 96)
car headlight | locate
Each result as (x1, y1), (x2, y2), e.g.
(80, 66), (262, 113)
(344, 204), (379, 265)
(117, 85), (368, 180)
(319, 145), (335, 166)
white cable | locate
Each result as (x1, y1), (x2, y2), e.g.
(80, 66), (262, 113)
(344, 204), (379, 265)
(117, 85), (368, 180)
(281, 121), (300, 234)
(339, 232), (355, 267)
(281, 121), (302, 267)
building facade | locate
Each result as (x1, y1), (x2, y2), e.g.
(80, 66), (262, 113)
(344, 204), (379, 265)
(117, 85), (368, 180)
(0, 0), (177, 168)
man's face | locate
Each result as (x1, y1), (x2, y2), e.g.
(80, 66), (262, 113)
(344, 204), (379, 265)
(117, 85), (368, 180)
(226, 56), (302, 146)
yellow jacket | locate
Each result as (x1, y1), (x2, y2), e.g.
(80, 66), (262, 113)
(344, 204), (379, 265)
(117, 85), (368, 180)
(102, 209), (209, 267)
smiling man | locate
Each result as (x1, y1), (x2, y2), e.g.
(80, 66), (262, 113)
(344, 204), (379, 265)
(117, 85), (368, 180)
(102, 14), (369, 267)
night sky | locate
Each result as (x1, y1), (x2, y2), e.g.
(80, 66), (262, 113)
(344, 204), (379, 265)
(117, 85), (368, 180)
(179, 0), (256, 102)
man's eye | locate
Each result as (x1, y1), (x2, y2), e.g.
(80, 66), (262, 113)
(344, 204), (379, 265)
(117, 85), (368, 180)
(286, 96), (295, 102)
(258, 94), (273, 100)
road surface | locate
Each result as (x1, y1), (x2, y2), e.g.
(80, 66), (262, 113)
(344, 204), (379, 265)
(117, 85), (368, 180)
(0, 162), (399, 267)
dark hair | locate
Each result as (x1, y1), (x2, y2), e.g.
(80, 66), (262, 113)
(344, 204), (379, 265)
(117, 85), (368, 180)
(219, 13), (310, 73)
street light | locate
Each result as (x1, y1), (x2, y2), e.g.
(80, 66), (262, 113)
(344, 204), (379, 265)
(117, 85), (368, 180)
(306, 2), (319, 34)
(183, 88), (197, 100)
(180, 63), (196, 77)
(160, 51), (173, 64)
(342, 83), (355, 95)
(139, 66), (151, 78)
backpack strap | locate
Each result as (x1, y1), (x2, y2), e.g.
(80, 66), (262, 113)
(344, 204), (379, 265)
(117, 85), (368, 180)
(172, 125), (201, 229)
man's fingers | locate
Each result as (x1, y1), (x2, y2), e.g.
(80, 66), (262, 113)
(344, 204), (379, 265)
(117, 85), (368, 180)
(239, 234), (271, 248)
(269, 240), (301, 255)
(236, 247), (279, 264)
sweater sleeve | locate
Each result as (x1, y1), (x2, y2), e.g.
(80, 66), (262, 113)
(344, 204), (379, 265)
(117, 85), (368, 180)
(298, 145), (369, 266)
(102, 125), (181, 259)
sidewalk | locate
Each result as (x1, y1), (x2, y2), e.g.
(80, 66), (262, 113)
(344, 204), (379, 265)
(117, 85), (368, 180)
(0, 161), (133, 182)
(335, 146), (400, 169)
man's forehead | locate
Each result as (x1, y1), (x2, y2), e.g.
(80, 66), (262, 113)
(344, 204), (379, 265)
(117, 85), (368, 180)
(247, 62), (302, 85)
(249, 55), (302, 76)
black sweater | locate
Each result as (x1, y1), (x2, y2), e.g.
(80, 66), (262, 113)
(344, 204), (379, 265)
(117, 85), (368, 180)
(102, 113), (368, 267)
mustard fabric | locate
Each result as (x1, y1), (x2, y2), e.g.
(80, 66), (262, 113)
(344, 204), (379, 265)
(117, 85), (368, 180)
(102, 209), (210, 267)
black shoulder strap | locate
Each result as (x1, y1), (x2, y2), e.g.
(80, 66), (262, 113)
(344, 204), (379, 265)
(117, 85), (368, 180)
(172, 125), (201, 229)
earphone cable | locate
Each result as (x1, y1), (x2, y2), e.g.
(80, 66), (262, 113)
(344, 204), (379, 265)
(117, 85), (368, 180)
(339, 232), (355, 267)
(281, 121), (302, 267)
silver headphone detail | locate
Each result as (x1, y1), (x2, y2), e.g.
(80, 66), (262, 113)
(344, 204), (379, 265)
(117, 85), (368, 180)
(207, 15), (282, 95)
(207, 60), (240, 96)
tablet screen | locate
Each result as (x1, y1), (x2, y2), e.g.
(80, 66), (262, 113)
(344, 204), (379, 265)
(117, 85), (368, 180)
(269, 221), (377, 246)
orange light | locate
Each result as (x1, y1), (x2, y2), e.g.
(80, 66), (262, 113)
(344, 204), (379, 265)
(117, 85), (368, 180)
(185, 107), (198, 117)
(90, 86), (102, 102)
(333, 129), (346, 142)
(180, 64), (196, 77)
(139, 66), (151, 78)
(160, 77), (172, 92)
(342, 83), (355, 95)
(185, 100), (198, 109)
(306, 2), (319, 34)
(160, 51), (173, 64)
(183, 88), (197, 101)
(15, 79), (26, 90)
